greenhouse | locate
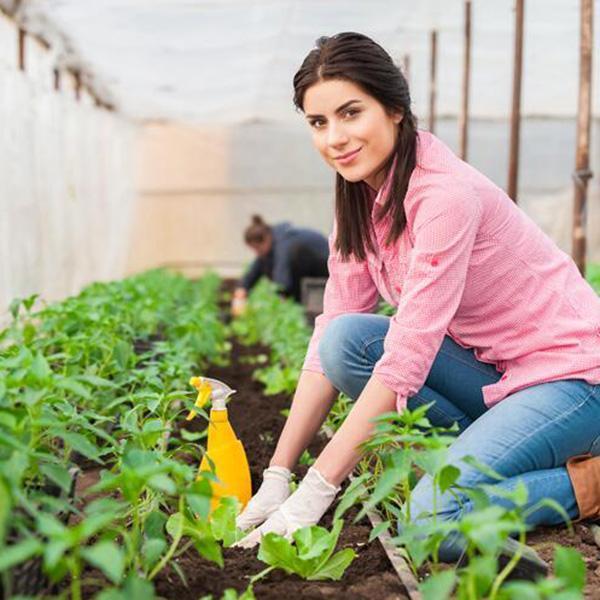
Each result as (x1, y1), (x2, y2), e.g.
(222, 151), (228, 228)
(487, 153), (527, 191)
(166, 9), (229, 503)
(1, 1), (600, 598)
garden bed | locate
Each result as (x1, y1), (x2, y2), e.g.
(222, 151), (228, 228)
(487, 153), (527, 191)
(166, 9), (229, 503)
(527, 525), (600, 598)
(154, 339), (409, 600)
(3, 272), (598, 599)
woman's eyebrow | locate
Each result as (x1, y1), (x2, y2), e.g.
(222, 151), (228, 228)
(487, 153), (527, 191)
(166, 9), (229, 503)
(305, 99), (362, 119)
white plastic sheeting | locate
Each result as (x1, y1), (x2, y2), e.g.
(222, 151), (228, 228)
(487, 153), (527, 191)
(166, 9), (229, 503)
(0, 1), (598, 303)
(13, 0), (600, 123)
(0, 11), (136, 316)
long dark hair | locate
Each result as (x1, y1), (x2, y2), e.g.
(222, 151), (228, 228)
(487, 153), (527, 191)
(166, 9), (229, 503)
(293, 32), (417, 261)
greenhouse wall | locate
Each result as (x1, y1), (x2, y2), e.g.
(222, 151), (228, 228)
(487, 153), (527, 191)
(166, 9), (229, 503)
(129, 117), (600, 280)
(128, 121), (336, 279)
(0, 10), (137, 316)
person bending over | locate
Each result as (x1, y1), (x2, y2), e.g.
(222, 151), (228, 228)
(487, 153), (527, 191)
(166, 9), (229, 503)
(232, 215), (329, 312)
(234, 32), (600, 561)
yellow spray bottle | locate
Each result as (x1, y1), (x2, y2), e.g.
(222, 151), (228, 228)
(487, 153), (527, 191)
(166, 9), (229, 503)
(187, 376), (252, 514)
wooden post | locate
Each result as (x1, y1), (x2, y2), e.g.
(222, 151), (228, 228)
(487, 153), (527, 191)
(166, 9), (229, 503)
(53, 68), (61, 91)
(17, 27), (25, 71)
(73, 70), (82, 102)
(459, 0), (472, 161)
(572, 0), (594, 275)
(402, 53), (411, 86)
(507, 0), (525, 203)
(429, 30), (437, 134)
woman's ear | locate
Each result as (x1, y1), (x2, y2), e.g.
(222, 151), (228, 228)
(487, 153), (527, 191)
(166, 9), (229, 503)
(393, 110), (404, 125)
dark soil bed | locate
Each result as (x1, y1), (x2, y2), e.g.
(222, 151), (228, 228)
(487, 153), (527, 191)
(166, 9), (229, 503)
(527, 524), (600, 598)
(153, 339), (408, 600)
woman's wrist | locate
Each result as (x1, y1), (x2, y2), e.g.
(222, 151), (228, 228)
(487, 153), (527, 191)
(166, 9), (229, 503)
(268, 455), (297, 472)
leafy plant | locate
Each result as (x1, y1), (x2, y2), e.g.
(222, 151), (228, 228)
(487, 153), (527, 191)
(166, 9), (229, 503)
(232, 279), (309, 396)
(200, 586), (256, 600)
(255, 519), (356, 581)
(0, 269), (231, 596)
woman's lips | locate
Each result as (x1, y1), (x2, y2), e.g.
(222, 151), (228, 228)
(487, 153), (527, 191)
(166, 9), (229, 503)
(335, 147), (362, 165)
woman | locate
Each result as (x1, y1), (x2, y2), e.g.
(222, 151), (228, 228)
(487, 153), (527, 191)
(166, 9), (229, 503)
(235, 32), (600, 558)
(232, 214), (329, 310)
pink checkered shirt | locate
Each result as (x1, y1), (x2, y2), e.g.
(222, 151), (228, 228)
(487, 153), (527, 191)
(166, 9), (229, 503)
(302, 131), (600, 412)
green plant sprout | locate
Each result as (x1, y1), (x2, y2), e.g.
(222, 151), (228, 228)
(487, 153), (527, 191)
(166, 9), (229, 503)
(253, 519), (356, 582)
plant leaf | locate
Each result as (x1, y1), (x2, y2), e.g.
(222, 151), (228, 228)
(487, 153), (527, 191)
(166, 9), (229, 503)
(0, 538), (43, 571)
(309, 548), (356, 581)
(60, 431), (103, 463)
(438, 464), (461, 493)
(39, 463), (72, 494)
(194, 537), (223, 567)
(554, 545), (586, 591)
(257, 532), (301, 575)
(419, 570), (456, 600)
(56, 378), (91, 400)
(82, 541), (125, 584)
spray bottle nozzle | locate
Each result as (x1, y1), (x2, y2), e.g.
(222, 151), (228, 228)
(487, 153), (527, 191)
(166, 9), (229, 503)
(187, 376), (236, 420)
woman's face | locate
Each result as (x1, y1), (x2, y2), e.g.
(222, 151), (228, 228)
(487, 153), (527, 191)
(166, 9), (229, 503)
(249, 236), (272, 257)
(303, 78), (402, 190)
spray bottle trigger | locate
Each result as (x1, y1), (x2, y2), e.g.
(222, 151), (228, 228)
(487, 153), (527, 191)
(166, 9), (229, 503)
(186, 377), (212, 421)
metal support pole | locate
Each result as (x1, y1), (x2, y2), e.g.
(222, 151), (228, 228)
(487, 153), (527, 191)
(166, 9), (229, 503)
(53, 67), (61, 91)
(429, 30), (437, 134)
(507, 0), (524, 203)
(73, 70), (81, 102)
(572, 0), (594, 275)
(17, 27), (25, 71)
(459, 0), (472, 161)
(402, 53), (411, 86)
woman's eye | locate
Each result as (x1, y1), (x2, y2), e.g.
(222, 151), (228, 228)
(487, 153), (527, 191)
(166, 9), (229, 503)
(309, 110), (357, 129)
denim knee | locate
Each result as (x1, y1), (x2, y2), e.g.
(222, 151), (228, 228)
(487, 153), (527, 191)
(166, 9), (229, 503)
(318, 314), (361, 391)
(400, 480), (467, 563)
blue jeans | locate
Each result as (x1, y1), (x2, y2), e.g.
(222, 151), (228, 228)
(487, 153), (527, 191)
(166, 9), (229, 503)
(318, 314), (600, 561)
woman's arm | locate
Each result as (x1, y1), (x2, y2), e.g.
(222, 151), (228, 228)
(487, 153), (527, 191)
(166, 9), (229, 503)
(235, 375), (396, 547)
(269, 370), (339, 469)
(313, 376), (396, 486)
(239, 256), (264, 292)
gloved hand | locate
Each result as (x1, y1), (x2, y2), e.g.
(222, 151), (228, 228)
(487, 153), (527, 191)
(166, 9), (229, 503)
(231, 288), (247, 317)
(234, 466), (340, 549)
(236, 465), (292, 531)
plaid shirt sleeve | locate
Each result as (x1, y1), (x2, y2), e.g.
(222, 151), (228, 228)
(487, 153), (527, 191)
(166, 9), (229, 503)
(373, 189), (483, 412)
(302, 227), (379, 374)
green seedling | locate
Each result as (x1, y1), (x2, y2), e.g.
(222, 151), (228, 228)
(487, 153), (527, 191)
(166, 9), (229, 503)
(298, 449), (315, 466)
(200, 586), (256, 600)
(254, 519), (356, 582)
(1, 269), (231, 596)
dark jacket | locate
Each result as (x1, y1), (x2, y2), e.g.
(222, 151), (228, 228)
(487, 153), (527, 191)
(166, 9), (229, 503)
(240, 222), (329, 296)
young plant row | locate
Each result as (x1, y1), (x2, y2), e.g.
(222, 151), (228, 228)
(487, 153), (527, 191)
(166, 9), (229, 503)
(0, 270), (240, 599)
(234, 277), (589, 600)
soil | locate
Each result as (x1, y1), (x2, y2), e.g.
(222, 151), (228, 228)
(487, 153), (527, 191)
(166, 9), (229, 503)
(527, 524), (600, 599)
(153, 339), (409, 600)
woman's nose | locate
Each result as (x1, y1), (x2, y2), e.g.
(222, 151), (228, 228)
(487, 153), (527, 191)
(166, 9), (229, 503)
(327, 121), (349, 147)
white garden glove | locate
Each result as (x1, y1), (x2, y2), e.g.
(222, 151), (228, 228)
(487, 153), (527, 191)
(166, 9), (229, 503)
(234, 467), (341, 549)
(236, 465), (292, 531)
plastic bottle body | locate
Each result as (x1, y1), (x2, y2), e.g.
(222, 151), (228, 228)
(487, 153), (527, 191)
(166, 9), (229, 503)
(199, 408), (252, 513)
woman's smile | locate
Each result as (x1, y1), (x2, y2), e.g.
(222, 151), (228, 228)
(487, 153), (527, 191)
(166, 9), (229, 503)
(335, 146), (362, 165)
